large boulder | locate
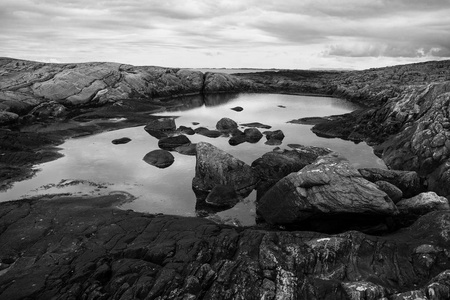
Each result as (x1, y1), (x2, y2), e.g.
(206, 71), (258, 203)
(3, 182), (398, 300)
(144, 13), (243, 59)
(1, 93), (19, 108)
(257, 153), (398, 225)
(192, 142), (258, 195)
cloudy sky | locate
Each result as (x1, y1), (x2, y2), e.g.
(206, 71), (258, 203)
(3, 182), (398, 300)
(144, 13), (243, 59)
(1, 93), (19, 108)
(1, 0), (449, 69)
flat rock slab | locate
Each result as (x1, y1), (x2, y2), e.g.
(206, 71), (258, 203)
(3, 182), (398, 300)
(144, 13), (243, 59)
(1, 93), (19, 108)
(143, 149), (175, 168)
(240, 122), (272, 129)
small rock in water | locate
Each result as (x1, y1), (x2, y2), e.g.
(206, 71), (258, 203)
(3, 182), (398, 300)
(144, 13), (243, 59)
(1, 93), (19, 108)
(231, 106), (244, 112)
(195, 127), (222, 138)
(278, 105), (286, 108)
(145, 117), (176, 131)
(241, 122), (272, 129)
(143, 150), (174, 168)
(264, 130), (285, 145)
(177, 126), (195, 135)
(111, 137), (131, 145)
(158, 135), (191, 151)
(216, 117), (238, 132)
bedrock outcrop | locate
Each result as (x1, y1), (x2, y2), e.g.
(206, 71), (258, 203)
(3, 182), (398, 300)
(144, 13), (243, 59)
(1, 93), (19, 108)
(1, 196), (450, 300)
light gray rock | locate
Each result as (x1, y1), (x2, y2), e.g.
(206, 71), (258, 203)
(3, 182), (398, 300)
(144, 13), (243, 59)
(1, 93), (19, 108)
(396, 192), (450, 215)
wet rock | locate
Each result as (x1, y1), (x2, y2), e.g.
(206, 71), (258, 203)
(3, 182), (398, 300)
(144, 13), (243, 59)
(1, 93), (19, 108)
(112, 137), (131, 145)
(359, 168), (424, 198)
(192, 142), (258, 195)
(258, 153), (398, 225)
(143, 150), (174, 168)
(216, 117), (238, 132)
(28, 101), (67, 119)
(288, 117), (330, 125)
(244, 128), (263, 143)
(241, 122), (272, 129)
(205, 185), (239, 208)
(175, 143), (197, 156)
(264, 130), (285, 145)
(158, 135), (191, 151)
(231, 106), (243, 112)
(145, 117), (176, 132)
(375, 180), (403, 203)
(177, 125), (195, 135)
(228, 132), (247, 146)
(194, 127), (222, 138)
(396, 192), (450, 216)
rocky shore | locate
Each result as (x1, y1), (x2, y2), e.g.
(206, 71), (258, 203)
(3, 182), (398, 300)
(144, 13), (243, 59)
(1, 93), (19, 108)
(1, 57), (450, 299)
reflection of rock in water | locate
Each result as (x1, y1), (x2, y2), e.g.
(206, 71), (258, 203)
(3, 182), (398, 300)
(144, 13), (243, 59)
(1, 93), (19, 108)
(163, 94), (204, 112)
(204, 93), (240, 106)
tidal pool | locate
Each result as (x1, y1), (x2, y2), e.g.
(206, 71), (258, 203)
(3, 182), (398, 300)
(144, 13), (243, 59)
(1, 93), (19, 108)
(0, 93), (385, 226)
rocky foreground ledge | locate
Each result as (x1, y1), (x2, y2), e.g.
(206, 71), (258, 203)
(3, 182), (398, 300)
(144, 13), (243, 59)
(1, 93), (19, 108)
(1, 195), (450, 300)
(1, 58), (450, 299)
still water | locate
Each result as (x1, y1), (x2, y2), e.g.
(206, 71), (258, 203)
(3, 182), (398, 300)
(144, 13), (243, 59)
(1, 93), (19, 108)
(0, 93), (385, 226)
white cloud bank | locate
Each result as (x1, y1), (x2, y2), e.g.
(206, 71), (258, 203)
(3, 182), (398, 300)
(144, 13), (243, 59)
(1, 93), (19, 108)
(0, 0), (449, 69)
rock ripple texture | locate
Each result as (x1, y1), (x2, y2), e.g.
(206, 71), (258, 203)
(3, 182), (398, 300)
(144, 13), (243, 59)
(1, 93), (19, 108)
(258, 153), (398, 225)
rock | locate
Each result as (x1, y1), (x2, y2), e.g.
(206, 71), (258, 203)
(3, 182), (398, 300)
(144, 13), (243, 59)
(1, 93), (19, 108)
(252, 145), (332, 199)
(112, 137), (131, 145)
(158, 135), (191, 151)
(375, 180), (403, 203)
(257, 153), (398, 226)
(177, 125), (195, 135)
(143, 150), (174, 168)
(216, 117), (238, 132)
(341, 282), (387, 300)
(228, 132), (247, 146)
(145, 129), (169, 139)
(194, 127), (222, 138)
(145, 117), (176, 132)
(396, 192), (450, 216)
(358, 168), (424, 198)
(231, 106), (243, 112)
(205, 185), (239, 208)
(175, 143), (197, 156)
(192, 142), (258, 194)
(264, 130), (285, 145)
(203, 72), (251, 93)
(288, 117), (330, 125)
(244, 128), (263, 143)
(28, 101), (67, 119)
(0, 111), (19, 125)
(241, 122), (272, 129)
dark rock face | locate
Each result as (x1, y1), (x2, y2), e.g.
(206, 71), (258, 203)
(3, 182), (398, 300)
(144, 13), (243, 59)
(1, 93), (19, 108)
(258, 153), (398, 225)
(205, 185), (239, 207)
(264, 129), (285, 145)
(1, 198), (450, 300)
(252, 145), (332, 199)
(216, 117), (238, 132)
(375, 180), (403, 203)
(358, 168), (425, 198)
(158, 135), (191, 151)
(192, 142), (258, 195)
(111, 137), (131, 145)
(143, 150), (175, 168)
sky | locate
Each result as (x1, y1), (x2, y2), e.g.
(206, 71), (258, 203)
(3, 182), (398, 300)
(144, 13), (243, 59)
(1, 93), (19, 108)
(1, 0), (450, 70)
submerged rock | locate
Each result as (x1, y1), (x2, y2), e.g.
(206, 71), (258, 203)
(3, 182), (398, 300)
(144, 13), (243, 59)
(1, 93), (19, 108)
(158, 135), (191, 151)
(257, 153), (398, 225)
(205, 185), (239, 208)
(192, 142), (258, 195)
(143, 150), (174, 168)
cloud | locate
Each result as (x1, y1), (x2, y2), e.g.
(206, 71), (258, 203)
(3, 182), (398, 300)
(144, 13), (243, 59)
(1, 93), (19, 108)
(0, 0), (449, 69)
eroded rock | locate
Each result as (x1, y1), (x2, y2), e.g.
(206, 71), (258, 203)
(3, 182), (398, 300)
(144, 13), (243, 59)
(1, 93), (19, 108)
(257, 153), (398, 226)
